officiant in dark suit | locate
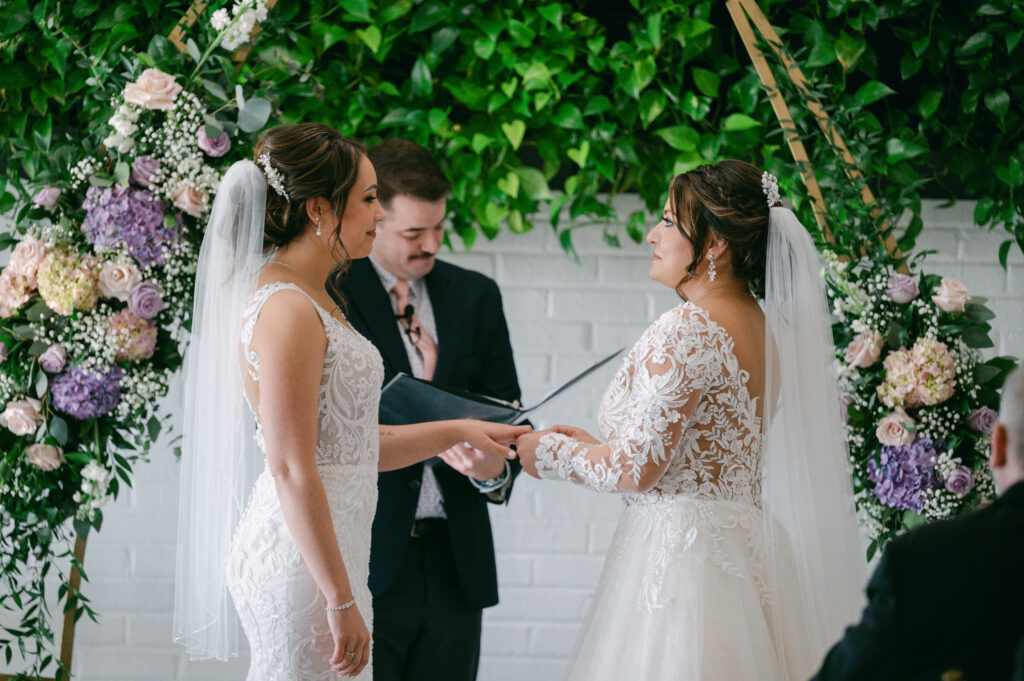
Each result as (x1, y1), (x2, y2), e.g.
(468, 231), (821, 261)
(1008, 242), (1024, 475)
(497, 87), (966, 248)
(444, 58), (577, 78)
(330, 138), (522, 681)
(809, 365), (1024, 681)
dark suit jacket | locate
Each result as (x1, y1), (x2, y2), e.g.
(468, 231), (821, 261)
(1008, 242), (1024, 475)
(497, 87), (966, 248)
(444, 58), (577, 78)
(331, 257), (522, 609)
(810, 481), (1024, 681)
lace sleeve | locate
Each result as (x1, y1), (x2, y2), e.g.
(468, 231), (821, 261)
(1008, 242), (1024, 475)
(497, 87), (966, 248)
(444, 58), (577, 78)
(535, 310), (716, 493)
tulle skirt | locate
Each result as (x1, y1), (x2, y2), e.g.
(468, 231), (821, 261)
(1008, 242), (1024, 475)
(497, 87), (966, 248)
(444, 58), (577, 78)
(566, 494), (819, 681)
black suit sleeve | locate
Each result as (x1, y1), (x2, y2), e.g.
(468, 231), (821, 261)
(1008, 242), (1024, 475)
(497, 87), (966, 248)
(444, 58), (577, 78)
(809, 547), (905, 681)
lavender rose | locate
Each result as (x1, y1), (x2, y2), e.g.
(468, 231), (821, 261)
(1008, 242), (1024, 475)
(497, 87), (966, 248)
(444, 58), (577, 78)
(967, 406), (998, 434)
(32, 185), (61, 212)
(885, 274), (919, 304)
(130, 156), (162, 188)
(25, 444), (65, 472)
(39, 343), (68, 373)
(945, 466), (974, 496)
(0, 397), (43, 436)
(128, 280), (165, 320)
(197, 127), (231, 157)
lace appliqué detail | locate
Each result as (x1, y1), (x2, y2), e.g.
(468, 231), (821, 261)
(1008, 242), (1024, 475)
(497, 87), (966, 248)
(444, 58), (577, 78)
(536, 433), (622, 492)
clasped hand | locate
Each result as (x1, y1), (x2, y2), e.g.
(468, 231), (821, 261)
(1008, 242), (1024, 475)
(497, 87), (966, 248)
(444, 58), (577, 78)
(514, 424), (600, 478)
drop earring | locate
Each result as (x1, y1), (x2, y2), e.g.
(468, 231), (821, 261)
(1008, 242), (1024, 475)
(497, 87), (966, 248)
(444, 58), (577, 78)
(315, 217), (322, 237)
(707, 252), (717, 281)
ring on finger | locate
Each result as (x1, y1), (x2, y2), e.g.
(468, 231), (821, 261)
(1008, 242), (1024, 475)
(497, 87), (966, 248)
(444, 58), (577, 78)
(345, 651), (356, 657)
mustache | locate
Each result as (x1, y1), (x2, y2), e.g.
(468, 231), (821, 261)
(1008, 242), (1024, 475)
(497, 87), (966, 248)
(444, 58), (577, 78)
(409, 253), (435, 260)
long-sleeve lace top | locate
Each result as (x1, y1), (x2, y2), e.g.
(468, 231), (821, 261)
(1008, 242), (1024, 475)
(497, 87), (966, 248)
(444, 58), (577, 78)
(536, 303), (763, 506)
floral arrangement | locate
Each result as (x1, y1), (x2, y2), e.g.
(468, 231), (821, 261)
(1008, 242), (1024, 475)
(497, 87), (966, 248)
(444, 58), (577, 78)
(826, 253), (1017, 557)
(0, 4), (273, 676)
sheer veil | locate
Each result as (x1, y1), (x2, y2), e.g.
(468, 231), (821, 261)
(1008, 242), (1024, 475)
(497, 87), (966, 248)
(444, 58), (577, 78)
(761, 206), (867, 677)
(173, 160), (267, 660)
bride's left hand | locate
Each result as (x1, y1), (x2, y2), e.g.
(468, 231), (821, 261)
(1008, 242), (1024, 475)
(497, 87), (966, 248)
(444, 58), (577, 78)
(457, 420), (532, 460)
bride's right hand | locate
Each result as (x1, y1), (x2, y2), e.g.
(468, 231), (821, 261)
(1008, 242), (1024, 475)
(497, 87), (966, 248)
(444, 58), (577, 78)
(327, 604), (371, 677)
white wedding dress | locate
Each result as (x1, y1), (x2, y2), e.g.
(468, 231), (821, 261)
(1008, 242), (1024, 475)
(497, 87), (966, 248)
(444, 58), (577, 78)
(225, 282), (383, 680)
(536, 302), (813, 680)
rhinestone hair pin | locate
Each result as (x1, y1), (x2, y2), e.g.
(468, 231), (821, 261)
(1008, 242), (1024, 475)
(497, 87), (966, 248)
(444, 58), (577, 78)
(258, 153), (289, 200)
(761, 171), (780, 208)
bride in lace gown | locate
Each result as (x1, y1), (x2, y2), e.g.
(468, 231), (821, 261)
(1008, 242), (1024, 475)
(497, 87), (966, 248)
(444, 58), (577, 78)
(517, 160), (867, 680)
(173, 124), (529, 680)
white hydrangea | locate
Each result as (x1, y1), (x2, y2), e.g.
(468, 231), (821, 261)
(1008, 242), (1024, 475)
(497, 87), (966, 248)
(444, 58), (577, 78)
(75, 460), (112, 520)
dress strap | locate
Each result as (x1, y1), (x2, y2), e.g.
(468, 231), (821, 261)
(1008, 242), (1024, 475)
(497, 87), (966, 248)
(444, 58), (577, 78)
(240, 282), (333, 382)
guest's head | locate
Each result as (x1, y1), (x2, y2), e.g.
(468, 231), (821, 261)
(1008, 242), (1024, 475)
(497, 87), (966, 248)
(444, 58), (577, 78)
(991, 366), (1024, 494)
(648, 159), (772, 299)
(367, 138), (451, 281)
(254, 123), (381, 262)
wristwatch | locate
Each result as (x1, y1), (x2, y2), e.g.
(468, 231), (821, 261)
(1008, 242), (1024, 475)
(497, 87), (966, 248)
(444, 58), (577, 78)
(468, 460), (511, 493)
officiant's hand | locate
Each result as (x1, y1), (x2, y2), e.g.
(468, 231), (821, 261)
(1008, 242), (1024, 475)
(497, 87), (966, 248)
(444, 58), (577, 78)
(457, 419), (532, 461)
(439, 442), (507, 481)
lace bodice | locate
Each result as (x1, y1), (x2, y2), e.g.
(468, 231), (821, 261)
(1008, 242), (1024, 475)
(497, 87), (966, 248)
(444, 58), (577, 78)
(536, 303), (762, 505)
(240, 282), (384, 465)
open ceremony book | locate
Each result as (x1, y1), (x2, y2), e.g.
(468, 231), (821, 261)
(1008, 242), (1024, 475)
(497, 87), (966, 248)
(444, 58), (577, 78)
(379, 348), (624, 425)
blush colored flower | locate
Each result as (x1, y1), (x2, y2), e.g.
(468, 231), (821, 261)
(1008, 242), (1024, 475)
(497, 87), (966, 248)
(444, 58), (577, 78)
(0, 269), (36, 318)
(967, 407), (998, 435)
(197, 127), (231, 157)
(123, 68), (182, 110)
(0, 397), (43, 436)
(128, 280), (165, 320)
(25, 444), (65, 471)
(885, 274), (919, 304)
(8, 235), (49, 280)
(876, 407), (916, 447)
(32, 186), (61, 212)
(171, 181), (208, 218)
(36, 248), (101, 315)
(908, 338), (956, 407)
(98, 259), (143, 301)
(944, 466), (974, 497)
(845, 330), (884, 368)
(931, 278), (970, 313)
(130, 156), (162, 188)
(39, 343), (68, 373)
(107, 309), (158, 361)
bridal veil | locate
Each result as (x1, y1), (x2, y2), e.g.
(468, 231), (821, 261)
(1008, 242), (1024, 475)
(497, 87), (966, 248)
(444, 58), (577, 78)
(174, 160), (267, 660)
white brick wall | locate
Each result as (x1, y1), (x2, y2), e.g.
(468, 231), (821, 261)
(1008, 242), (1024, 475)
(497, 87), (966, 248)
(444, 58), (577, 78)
(4, 198), (1021, 680)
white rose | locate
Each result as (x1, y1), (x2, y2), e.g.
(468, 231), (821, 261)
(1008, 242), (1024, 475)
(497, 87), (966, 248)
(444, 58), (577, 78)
(123, 68), (183, 111)
(172, 182), (208, 218)
(25, 444), (66, 472)
(8, 235), (48, 278)
(0, 397), (43, 436)
(876, 407), (916, 447)
(98, 260), (143, 301)
(931, 278), (970, 313)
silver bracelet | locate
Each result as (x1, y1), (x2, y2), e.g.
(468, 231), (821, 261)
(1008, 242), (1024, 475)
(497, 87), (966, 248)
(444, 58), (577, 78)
(325, 599), (355, 612)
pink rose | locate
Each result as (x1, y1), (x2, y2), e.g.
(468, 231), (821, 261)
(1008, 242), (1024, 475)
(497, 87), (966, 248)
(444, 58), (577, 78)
(171, 182), (208, 218)
(931, 277), (970, 313)
(8, 235), (49, 279)
(98, 260), (142, 301)
(32, 186), (61, 212)
(197, 127), (231, 157)
(0, 397), (43, 436)
(25, 444), (65, 472)
(0, 269), (35, 317)
(123, 68), (182, 110)
(876, 407), (916, 447)
(844, 330), (884, 368)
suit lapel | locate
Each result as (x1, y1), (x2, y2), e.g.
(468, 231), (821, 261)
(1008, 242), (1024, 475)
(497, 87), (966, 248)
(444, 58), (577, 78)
(425, 263), (459, 385)
(344, 259), (411, 377)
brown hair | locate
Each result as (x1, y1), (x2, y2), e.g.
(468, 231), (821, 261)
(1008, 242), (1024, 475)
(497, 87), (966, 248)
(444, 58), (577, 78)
(367, 138), (451, 208)
(668, 159), (774, 298)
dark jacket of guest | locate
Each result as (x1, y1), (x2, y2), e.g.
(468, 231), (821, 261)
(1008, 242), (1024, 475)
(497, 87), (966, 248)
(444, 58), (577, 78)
(332, 257), (522, 609)
(810, 481), (1024, 681)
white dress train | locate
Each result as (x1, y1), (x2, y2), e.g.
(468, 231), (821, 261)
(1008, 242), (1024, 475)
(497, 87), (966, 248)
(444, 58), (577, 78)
(536, 303), (814, 680)
(225, 283), (383, 680)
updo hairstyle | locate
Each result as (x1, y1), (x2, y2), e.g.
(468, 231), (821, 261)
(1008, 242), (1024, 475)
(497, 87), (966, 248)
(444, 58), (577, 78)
(253, 123), (366, 256)
(668, 159), (776, 298)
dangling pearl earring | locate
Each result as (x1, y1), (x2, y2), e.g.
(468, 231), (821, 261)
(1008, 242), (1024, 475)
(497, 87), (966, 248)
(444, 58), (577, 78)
(315, 217), (322, 237)
(707, 252), (717, 281)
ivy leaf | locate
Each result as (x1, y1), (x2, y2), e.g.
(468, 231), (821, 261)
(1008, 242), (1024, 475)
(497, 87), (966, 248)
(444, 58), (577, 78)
(471, 133), (492, 154)
(835, 31), (866, 70)
(567, 140), (590, 166)
(639, 89), (666, 128)
(959, 32), (993, 55)
(514, 167), (552, 200)
(411, 57), (433, 98)
(1007, 30), (1023, 54)
(854, 80), (896, 106)
(551, 103), (584, 129)
(473, 35), (496, 60)
(339, 0), (371, 21)
(507, 209), (530, 234)
(984, 90), (1009, 121)
(626, 210), (646, 243)
(885, 138), (928, 162)
(632, 56), (657, 98)
(500, 120), (526, 149)
(409, 1), (446, 33)
(691, 67), (720, 97)
(999, 240), (1013, 268)
(496, 171), (520, 199)
(537, 4), (563, 29)
(355, 26), (382, 54)
(722, 113), (760, 131)
(974, 196), (995, 224)
(918, 90), (943, 119)
(655, 125), (699, 151)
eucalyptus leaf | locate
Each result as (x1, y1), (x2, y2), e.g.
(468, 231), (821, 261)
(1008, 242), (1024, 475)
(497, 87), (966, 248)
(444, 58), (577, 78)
(238, 97), (272, 133)
(49, 416), (69, 447)
(185, 38), (200, 64)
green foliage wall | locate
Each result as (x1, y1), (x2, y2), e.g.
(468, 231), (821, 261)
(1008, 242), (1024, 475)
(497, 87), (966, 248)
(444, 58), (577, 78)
(2, 0), (1022, 260)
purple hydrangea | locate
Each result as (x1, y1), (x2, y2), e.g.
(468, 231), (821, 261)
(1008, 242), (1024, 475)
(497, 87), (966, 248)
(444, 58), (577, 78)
(867, 436), (943, 511)
(50, 365), (124, 420)
(82, 186), (181, 269)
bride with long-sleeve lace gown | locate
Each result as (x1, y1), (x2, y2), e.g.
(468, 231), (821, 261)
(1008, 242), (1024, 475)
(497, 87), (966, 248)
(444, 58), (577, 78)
(518, 160), (866, 681)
